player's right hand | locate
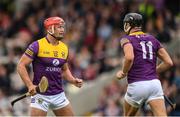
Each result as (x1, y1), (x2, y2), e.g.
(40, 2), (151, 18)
(73, 78), (83, 88)
(28, 85), (37, 96)
(116, 70), (127, 80)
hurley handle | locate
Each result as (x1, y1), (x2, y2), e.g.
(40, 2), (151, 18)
(11, 92), (30, 107)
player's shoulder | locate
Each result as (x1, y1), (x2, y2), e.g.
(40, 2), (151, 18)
(145, 33), (154, 38)
(28, 37), (43, 45)
(37, 37), (46, 43)
(120, 35), (130, 41)
(36, 37), (50, 48)
(28, 40), (39, 50)
(59, 41), (68, 49)
(145, 33), (160, 42)
(119, 35), (130, 46)
(120, 38), (130, 46)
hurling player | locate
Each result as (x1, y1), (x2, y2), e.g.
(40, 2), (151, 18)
(116, 13), (173, 116)
(17, 17), (83, 116)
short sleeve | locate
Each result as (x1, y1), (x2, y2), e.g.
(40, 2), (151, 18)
(24, 41), (39, 59)
(120, 37), (131, 48)
(156, 38), (163, 50)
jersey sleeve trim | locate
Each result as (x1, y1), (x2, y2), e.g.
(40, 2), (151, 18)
(24, 41), (39, 60)
(24, 53), (34, 59)
(120, 38), (131, 48)
(122, 42), (131, 48)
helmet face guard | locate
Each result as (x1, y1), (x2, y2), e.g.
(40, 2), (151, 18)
(123, 22), (131, 34)
(123, 13), (143, 34)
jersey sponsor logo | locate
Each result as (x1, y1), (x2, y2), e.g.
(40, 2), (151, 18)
(53, 59), (60, 66)
(25, 49), (34, 56)
(45, 67), (61, 72)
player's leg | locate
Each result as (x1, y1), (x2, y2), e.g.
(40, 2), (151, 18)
(148, 99), (167, 116)
(30, 107), (47, 116)
(53, 104), (74, 116)
(146, 79), (167, 116)
(124, 86), (143, 116)
(124, 81), (151, 116)
(51, 92), (74, 116)
(124, 99), (139, 116)
(30, 94), (49, 116)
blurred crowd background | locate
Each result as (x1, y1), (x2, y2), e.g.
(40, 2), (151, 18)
(0, 0), (179, 116)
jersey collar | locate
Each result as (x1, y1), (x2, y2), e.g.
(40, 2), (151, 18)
(129, 31), (145, 36)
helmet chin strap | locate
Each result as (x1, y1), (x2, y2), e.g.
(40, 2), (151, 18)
(47, 25), (58, 39)
(48, 32), (57, 39)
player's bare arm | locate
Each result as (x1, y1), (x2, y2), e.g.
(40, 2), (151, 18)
(156, 48), (173, 74)
(116, 38), (134, 79)
(62, 63), (83, 88)
(17, 54), (37, 95)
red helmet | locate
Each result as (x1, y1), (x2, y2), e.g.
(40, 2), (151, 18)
(44, 17), (65, 29)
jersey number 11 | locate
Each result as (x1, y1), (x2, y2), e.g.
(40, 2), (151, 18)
(140, 41), (153, 60)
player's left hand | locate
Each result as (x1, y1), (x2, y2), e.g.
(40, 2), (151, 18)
(116, 70), (127, 80)
(73, 78), (83, 88)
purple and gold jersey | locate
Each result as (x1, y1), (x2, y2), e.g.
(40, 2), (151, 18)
(24, 37), (69, 95)
(120, 31), (162, 84)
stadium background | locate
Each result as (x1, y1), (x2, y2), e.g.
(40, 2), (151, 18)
(0, 0), (179, 116)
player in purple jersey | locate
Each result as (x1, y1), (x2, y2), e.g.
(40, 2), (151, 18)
(17, 16), (83, 116)
(116, 13), (173, 116)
